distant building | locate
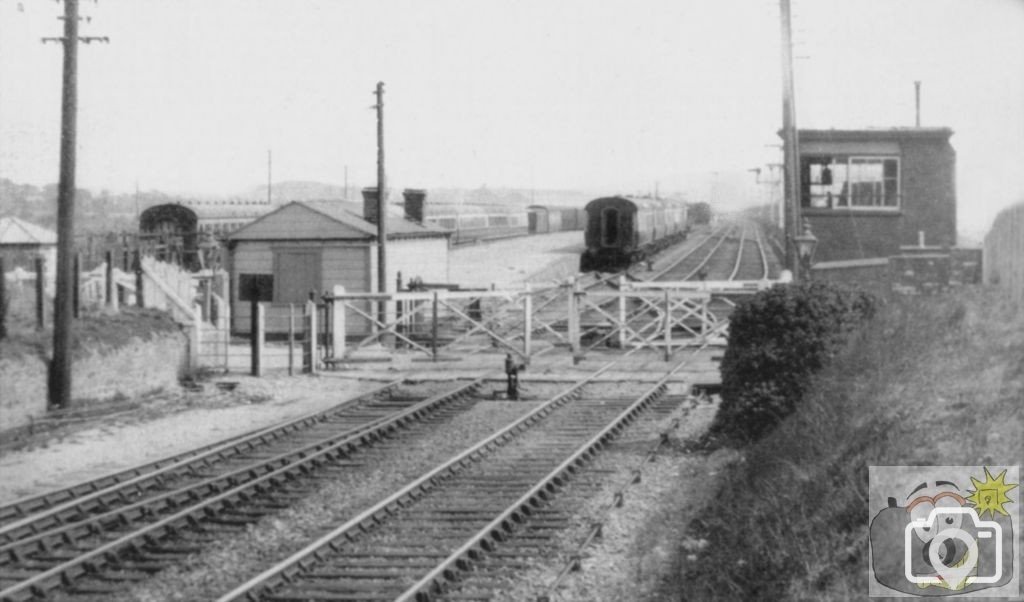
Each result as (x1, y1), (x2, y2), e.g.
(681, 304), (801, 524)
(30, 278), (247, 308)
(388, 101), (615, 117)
(226, 192), (450, 335)
(0, 216), (57, 272)
(795, 127), (956, 262)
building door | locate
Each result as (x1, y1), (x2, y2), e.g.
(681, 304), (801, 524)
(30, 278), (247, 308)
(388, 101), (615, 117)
(601, 208), (619, 247)
(274, 250), (321, 303)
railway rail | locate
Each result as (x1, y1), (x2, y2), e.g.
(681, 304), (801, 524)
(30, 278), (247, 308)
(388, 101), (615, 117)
(217, 351), (697, 602)
(0, 382), (409, 528)
(0, 379), (490, 602)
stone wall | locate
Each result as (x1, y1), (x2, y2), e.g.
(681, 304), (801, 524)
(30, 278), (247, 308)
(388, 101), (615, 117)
(0, 332), (188, 431)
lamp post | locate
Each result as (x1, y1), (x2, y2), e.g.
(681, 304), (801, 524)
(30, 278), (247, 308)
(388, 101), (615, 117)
(792, 219), (818, 281)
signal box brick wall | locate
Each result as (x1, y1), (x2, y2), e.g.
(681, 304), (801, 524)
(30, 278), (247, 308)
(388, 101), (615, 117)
(798, 129), (956, 263)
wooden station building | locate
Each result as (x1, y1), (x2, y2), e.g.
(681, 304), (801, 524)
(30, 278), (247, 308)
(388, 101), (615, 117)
(226, 190), (450, 335)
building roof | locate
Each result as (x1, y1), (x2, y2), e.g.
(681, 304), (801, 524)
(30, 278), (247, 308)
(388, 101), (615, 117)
(796, 127), (954, 142)
(0, 217), (58, 245)
(228, 200), (449, 242)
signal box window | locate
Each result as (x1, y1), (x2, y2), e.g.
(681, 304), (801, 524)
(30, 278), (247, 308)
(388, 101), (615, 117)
(801, 156), (899, 210)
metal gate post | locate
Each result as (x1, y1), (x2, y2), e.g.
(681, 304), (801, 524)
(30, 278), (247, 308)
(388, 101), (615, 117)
(522, 284), (532, 358)
(332, 285), (346, 360)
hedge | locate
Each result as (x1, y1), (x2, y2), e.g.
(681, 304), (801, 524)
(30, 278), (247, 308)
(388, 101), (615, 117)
(709, 280), (877, 442)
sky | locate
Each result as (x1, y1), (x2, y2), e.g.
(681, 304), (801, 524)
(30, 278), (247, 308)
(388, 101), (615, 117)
(0, 0), (1022, 235)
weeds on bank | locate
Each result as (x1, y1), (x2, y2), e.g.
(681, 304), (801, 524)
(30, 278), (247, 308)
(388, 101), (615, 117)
(675, 288), (1024, 601)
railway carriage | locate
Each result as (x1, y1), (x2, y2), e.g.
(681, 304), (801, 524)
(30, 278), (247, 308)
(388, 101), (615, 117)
(580, 196), (688, 271)
(139, 202), (267, 270)
(422, 203), (529, 244)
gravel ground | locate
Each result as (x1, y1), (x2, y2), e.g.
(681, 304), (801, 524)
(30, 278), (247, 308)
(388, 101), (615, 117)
(0, 374), (385, 504)
(453, 395), (736, 602)
(102, 398), (544, 602)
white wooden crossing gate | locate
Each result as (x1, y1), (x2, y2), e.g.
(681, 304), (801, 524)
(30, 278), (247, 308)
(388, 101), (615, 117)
(321, 278), (777, 364)
(325, 285), (541, 362)
(566, 278), (772, 360)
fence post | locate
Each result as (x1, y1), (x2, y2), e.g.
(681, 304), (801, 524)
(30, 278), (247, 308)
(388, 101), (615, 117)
(522, 284), (532, 359)
(0, 257), (6, 340)
(663, 288), (671, 361)
(568, 277), (580, 362)
(191, 319), (202, 372)
(104, 250), (114, 309)
(134, 249), (144, 308)
(254, 302), (265, 377)
(35, 256), (45, 331)
(332, 285), (346, 360)
(288, 303), (295, 376)
(306, 299), (319, 374)
(431, 290), (439, 362)
(119, 248), (129, 305)
(618, 275), (627, 348)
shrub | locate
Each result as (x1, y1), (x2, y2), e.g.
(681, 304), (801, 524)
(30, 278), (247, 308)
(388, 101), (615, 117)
(709, 280), (877, 442)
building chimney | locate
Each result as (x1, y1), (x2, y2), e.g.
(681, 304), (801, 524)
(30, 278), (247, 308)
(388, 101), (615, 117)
(361, 187), (381, 224)
(402, 188), (426, 224)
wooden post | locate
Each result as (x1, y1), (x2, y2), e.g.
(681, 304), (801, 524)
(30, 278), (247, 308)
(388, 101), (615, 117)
(522, 284), (532, 359)
(35, 256), (45, 331)
(104, 250), (114, 309)
(0, 257), (6, 340)
(332, 285), (346, 360)
(568, 278), (580, 362)
(250, 297), (260, 376)
(191, 319), (201, 372)
(119, 248), (129, 305)
(306, 299), (318, 374)
(618, 275), (627, 348)
(203, 278), (212, 323)
(431, 290), (438, 362)
(288, 303), (295, 376)
(663, 288), (671, 361)
(134, 249), (144, 308)
(72, 253), (80, 319)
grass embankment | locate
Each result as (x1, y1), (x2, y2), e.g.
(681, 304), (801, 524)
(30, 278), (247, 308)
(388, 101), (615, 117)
(0, 307), (180, 361)
(675, 287), (1024, 600)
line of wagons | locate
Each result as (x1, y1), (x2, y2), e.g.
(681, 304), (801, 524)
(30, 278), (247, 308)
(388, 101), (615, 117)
(138, 196), (691, 273)
(137, 201), (589, 270)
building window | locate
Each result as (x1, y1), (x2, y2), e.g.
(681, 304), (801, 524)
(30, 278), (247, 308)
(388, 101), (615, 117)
(801, 156), (899, 210)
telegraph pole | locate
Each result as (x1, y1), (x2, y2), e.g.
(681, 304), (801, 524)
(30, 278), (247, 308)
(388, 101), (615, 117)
(267, 149), (272, 204)
(779, 0), (800, 276)
(45, 0), (107, 409)
(374, 82), (387, 305)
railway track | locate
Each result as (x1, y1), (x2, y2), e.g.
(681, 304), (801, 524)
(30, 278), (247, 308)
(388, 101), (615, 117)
(0, 382), (411, 529)
(216, 353), (695, 602)
(0, 379), (490, 602)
